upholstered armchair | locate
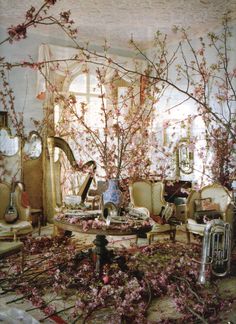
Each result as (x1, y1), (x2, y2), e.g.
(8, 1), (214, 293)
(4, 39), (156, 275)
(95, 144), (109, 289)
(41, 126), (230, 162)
(0, 182), (33, 240)
(186, 183), (234, 243)
(129, 180), (176, 243)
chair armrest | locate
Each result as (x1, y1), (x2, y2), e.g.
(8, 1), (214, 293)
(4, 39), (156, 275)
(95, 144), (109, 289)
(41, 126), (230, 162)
(224, 203), (234, 227)
(14, 183), (31, 221)
(162, 202), (175, 222)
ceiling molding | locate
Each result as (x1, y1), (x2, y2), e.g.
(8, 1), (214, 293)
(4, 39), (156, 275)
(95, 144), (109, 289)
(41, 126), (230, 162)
(0, 0), (235, 50)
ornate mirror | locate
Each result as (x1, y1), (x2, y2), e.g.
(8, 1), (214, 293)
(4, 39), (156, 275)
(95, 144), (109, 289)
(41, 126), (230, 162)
(0, 128), (20, 156)
(176, 138), (194, 174)
(23, 131), (42, 159)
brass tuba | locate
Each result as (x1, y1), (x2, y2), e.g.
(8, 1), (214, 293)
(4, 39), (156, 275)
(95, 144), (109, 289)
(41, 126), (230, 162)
(198, 219), (231, 285)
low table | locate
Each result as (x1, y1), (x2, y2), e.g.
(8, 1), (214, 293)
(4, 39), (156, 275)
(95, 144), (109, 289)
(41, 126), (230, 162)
(54, 213), (151, 273)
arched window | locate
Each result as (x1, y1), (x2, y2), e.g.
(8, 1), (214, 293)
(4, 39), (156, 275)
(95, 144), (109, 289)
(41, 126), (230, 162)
(69, 72), (105, 129)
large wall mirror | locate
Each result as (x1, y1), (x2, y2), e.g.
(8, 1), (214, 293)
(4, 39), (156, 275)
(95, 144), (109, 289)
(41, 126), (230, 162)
(0, 128), (20, 156)
(23, 131), (42, 159)
(0, 128), (21, 184)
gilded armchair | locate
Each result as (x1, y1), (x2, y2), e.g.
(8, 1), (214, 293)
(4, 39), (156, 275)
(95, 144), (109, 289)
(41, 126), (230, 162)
(0, 182), (33, 240)
(129, 180), (176, 243)
(186, 183), (234, 243)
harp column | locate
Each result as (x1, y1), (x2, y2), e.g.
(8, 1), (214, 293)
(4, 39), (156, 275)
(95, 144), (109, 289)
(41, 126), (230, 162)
(47, 137), (57, 215)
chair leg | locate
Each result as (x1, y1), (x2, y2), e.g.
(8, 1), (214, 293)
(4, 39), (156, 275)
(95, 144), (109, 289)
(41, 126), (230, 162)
(171, 228), (176, 242)
(53, 224), (58, 236)
(147, 232), (152, 244)
(13, 229), (18, 241)
(20, 249), (24, 273)
(186, 230), (191, 244)
(38, 214), (42, 236)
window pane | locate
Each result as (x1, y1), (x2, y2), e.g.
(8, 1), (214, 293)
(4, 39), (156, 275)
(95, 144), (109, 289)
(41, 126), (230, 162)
(54, 104), (60, 124)
(87, 97), (104, 127)
(90, 74), (100, 94)
(118, 86), (128, 109)
(69, 74), (87, 93)
(75, 95), (87, 114)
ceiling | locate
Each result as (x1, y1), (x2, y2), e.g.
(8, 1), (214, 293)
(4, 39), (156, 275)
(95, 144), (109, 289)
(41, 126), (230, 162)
(0, 0), (236, 51)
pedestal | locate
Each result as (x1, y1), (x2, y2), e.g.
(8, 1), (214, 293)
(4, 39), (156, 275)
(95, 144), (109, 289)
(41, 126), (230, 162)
(93, 235), (109, 273)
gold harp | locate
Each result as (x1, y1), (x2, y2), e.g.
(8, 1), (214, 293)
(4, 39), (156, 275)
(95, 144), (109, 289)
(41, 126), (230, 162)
(47, 136), (96, 212)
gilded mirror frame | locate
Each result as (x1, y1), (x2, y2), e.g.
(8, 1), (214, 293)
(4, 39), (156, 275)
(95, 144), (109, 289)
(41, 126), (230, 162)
(23, 131), (43, 159)
(0, 127), (20, 156)
(176, 137), (194, 175)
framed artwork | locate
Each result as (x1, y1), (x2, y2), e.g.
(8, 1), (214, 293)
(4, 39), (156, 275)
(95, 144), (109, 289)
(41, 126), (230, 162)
(0, 111), (8, 127)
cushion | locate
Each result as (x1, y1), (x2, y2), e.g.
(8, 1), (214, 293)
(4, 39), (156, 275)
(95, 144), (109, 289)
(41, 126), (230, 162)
(151, 223), (172, 232)
(194, 210), (223, 224)
(0, 220), (32, 238)
(0, 241), (23, 255)
(194, 198), (212, 212)
(204, 202), (220, 211)
(187, 219), (205, 236)
(128, 208), (149, 220)
(151, 215), (166, 225)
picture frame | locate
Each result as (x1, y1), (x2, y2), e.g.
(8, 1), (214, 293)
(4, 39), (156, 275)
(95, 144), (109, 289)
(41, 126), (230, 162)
(0, 111), (8, 127)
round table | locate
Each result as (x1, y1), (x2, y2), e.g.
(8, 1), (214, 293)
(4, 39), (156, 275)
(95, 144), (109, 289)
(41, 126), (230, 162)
(54, 217), (151, 273)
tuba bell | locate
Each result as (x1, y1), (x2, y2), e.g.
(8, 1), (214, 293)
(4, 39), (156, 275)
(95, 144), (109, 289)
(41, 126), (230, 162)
(198, 219), (231, 285)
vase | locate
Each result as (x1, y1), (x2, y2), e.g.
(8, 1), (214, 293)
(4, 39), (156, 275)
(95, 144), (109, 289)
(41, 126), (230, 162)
(103, 179), (122, 207)
(4, 192), (18, 224)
